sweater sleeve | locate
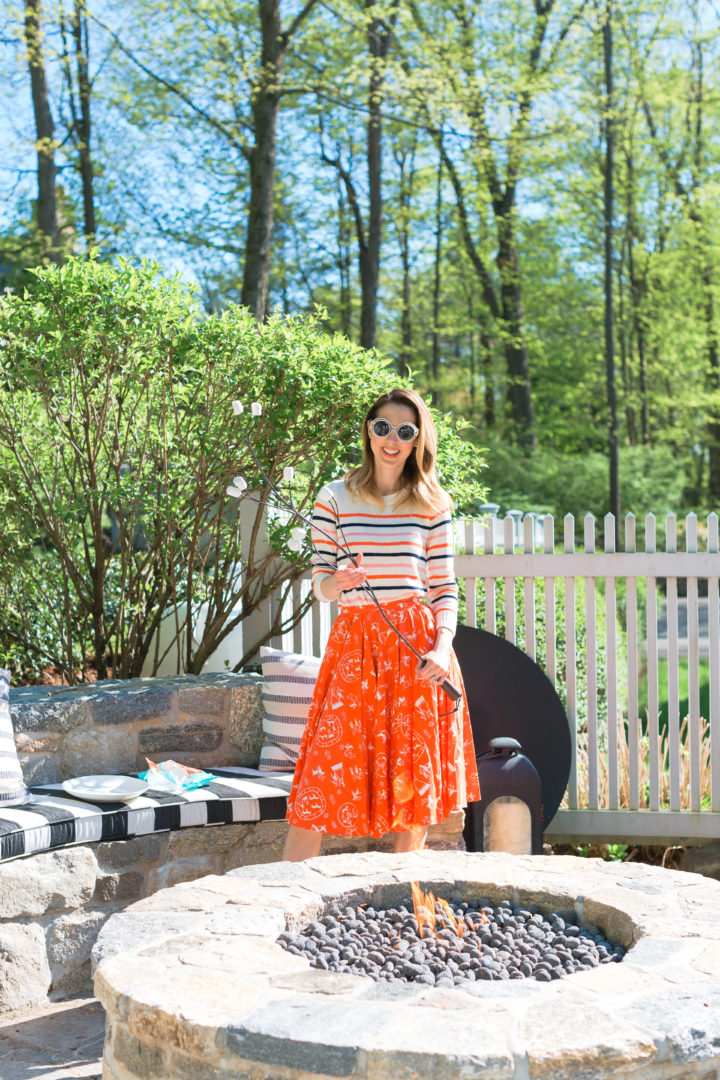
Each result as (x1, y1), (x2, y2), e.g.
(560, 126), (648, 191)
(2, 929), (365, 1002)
(425, 504), (459, 635)
(310, 486), (340, 602)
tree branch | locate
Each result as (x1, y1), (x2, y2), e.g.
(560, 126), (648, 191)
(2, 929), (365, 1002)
(318, 122), (367, 254)
(437, 139), (500, 321)
(642, 98), (687, 201)
(282, 0), (321, 46)
(539, 0), (591, 75)
(91, 14), (251, 161)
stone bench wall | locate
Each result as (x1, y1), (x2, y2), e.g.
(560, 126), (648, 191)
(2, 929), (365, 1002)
(0, 819), (280, 1014)
(2, 672), (464, 1015)
(10, 673), (264, 786)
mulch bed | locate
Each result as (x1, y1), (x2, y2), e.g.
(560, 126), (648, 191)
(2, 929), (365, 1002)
(15, 658), (116, 687)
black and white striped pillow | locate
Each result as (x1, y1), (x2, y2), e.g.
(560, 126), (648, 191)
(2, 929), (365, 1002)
(258, 647), (320, 772)
(0, 669), (29, 806)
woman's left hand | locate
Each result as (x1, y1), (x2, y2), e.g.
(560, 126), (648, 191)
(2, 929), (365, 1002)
(416, 643), (451, 684)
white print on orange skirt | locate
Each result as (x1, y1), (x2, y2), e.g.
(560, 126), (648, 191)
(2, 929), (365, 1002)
(391, 710), (411, 737)
(315, 713), (343, 747)
(338, 802), (359, 830)
(372, 752), (388, 777)
(286, 597), (480, 837)
(339, 649), (362, 682)
(294, 786), (327, 821)
(347, 710), (363, 734)
(330, 762), (345, 788)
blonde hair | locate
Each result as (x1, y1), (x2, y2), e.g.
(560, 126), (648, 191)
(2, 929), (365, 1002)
(345, 388), (450, 514)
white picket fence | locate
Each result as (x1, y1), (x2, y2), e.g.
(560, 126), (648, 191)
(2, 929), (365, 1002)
(271, 511), (720, 846)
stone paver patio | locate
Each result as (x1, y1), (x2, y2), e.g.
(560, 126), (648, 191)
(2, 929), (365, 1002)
(0, 995), (104, 1080)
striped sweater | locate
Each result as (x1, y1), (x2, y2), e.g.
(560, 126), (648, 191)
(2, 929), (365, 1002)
(311, 479), (459, 635)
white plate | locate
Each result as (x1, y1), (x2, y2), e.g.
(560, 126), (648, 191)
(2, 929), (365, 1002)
(61, 775), (148, 803)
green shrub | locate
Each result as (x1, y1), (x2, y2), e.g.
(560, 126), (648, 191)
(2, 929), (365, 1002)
(0, 256), (486, 682)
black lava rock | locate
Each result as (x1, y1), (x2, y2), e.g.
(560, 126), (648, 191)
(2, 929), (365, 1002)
(276, 895), (626, 987)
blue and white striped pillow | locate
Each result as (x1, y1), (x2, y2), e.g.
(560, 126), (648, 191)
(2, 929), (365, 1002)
(258, 647), (321, 772)
(0, 669), (29, 805)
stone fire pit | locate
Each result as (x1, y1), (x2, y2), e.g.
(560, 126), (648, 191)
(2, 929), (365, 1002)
(93, 850), (720, 1079)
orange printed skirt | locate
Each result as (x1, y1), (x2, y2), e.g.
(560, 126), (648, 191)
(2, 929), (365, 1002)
(286, 598), (480, 837)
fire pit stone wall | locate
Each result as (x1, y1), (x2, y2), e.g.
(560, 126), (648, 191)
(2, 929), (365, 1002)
(94, 850), (720, 1080)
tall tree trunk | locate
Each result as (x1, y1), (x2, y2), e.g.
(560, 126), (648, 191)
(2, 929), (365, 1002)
(689, 35), (720, 500)
(431, 152), (443, 397)
(241, 0), (285, 320)
(617, 183), (637, 446)
(637, 324), (650, 445)
(24, 0), (59, 263)
(359, 0), (398, 349)
(603, 0), (620, 535)
(496, 207), (535, 449)
(617, 250), (637, 446)
(696, 218), (720, 499)
(72, 0), (95, 245)
(395, 141), (416, 378)
(464, 283), (476, 422)
(241, 0), (319, 320)
(399, 229), (411, 377)
(61, 0), (96, 245)
(481, 328), (495, 430)
(362, 2), (382, 349)
(625, 150), (649, 446)
(336, 176), (352, 337)
(468, 328), (476, 421)
(318, 2), (395, 348)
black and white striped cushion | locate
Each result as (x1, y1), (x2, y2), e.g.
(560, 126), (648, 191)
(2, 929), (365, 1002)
(0, 669), (29, 807)
(259, 647), (320, 771)
(0, 768), (291, 864)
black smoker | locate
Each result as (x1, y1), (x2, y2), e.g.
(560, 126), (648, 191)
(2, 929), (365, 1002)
(463, 737), (543, 855)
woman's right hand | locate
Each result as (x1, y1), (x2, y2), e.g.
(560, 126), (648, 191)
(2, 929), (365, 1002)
(321, 552), (367, 600)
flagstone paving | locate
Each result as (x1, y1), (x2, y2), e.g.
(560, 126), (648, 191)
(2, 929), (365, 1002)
(0, 995), (104, 1080)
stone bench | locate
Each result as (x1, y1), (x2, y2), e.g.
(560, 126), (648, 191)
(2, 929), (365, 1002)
(1, 674), (463, 1014)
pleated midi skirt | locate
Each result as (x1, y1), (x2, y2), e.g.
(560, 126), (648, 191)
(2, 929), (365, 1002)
(286, 598), (480, 837)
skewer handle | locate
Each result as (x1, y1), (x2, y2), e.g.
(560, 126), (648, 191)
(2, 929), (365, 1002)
(440, 677), (463, 702)
(417, 658), (462, 702)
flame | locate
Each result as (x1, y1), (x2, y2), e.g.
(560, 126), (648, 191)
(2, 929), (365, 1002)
(436, 896), (465, 938)
(411, 881), (437, 939)
(410, 883), (469, 939)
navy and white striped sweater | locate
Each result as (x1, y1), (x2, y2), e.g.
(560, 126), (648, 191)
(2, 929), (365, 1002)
(311, 479), (459, 635)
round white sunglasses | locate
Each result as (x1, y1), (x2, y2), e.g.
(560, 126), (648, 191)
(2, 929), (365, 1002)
(369, 417), (419, 442)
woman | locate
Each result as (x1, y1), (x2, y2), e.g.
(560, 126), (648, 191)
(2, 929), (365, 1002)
(283, 388), (479, 860)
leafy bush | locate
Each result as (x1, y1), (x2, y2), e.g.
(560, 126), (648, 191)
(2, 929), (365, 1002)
(0, 257), (486, 682)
